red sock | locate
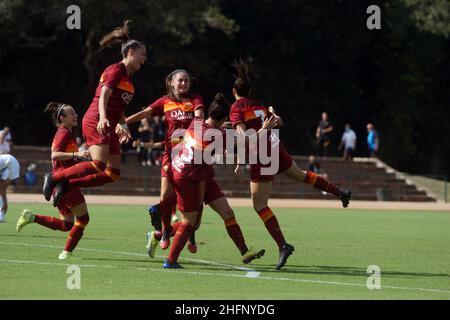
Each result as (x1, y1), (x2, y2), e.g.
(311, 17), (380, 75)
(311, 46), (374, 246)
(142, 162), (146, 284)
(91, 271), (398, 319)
(52, 160), (106, 182)
(167, 222), (193, 263)
(304, 171), (341, 197)
(34, 215), (73, 231)
(154, 221), (182, 240)
(257, 207), (286, 249)
(224, 217), (248, 255)
(68, 168), (120, 189)
(161, 193), (177, 232)
(64, 214), (89, 252)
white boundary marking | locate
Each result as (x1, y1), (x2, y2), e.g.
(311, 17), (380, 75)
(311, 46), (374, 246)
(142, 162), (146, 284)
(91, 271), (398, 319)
(0, 241), (258, 278)
(1, 241), (449, 295)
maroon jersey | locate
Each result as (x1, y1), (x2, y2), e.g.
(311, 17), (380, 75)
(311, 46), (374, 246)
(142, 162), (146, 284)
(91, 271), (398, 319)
(230, 97), (284, 164)
(229, 97), (274, 131)
(172, 117), (224, 180)
(51, 126), (79, 173)
(145, 94), (204, 155)
(84, 62), (134, 128)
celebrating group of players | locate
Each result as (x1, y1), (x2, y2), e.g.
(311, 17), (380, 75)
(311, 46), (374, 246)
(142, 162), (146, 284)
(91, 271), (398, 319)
(16, 21), (351, 270)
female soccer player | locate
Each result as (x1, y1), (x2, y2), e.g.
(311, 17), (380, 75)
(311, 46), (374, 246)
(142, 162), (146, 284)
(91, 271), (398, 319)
(134, 134), (266, 265)
(229, 59), (351, 270)
(42, 20), (147, 206)
(17, 102), (91, 260)
(125, 69), (204, 251)
(163, 93), (276, 268)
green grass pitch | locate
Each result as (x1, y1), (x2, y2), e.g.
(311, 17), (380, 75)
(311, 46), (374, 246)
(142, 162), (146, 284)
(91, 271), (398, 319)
(1, 203), (449, 300)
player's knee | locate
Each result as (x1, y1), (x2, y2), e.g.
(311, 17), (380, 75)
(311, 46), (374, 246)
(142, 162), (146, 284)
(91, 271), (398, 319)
(222, 208), (235, 220)
(253, 205), (265, 213)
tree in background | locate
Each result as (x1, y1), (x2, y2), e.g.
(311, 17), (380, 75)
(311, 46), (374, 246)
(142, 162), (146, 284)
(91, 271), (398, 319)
(0, 0), (449, 176)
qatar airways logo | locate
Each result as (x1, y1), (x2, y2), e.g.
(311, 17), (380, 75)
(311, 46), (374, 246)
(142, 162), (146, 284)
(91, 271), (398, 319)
(170, 110), (194, 121)
(170, 121), (280, 175)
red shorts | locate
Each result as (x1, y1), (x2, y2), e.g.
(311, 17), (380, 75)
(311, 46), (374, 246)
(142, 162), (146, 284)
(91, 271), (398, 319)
(250, 142), (293, 182)
(82, 116), (121, 155)
(171, 170), (205, 213)
(55, 188), (85, 216)
(204, 177), (225, 205)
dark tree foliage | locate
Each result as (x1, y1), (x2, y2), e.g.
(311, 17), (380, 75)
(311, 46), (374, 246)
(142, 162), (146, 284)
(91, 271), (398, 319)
(0, 0), (449, 176)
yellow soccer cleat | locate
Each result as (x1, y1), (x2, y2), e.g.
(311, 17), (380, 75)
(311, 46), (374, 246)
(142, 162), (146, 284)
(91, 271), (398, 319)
(146, 231), (159, 258)
(58, 251), (73, 260)
(242, 248), (266, 264)
(16, 209), (35, 232)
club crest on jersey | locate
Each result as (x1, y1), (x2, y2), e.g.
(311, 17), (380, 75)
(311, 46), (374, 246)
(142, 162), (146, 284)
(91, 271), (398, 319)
(122, 92), (133, 105)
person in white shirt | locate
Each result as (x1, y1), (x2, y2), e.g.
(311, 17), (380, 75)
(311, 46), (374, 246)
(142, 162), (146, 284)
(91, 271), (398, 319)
(339, 123), (357, 161)
(0, 154), (20, 222)
(0, 127), (13, 154)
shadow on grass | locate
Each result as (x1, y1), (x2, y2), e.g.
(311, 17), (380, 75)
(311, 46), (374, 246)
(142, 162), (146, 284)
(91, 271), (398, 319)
(82, 257), (161, 265)
(247, 264), (450, 278)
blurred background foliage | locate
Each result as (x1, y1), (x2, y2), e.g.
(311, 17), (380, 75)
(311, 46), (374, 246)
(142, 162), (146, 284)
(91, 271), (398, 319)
(0, 0), (449, 175)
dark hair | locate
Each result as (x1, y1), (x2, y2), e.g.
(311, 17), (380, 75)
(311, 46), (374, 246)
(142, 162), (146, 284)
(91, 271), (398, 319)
(208, 93), (229, 120)
(165, 69), (191, 100)
(231, 58), (251, 97)
(99, 20), (143, 57)
(44, 102), (69, 126)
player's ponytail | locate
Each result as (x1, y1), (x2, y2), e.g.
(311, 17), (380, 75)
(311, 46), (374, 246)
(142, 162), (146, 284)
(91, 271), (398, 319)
(231, 58), (251, 97)
(100, 20), (143, 58)
(208, 93), (229, 120)
(44, 102), (67, 126)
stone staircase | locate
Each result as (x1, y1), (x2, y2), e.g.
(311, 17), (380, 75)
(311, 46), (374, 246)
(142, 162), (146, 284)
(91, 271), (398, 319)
(9, 145), (436, 202)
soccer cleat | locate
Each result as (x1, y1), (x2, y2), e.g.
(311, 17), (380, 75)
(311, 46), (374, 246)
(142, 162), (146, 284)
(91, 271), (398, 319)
(58, 250), (73, 260)
(148, 204), (162, 231)
(276, 243), (295, 270)
(242, 249), (266, 264)
(187, 232), (197, 253)
(159, 228), (171, 250)
(43, 173), (56, 201)
(339, 190), (352, 208)
(52, 179), (69, 207)
(146, 231), (159, 258)
(163, 259), (184, 269)
(16, 209), (35, 232)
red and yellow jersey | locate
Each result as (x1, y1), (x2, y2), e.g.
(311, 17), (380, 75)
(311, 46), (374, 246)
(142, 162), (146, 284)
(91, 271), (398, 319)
(230, 97), (283, 163)
(229, 97), (274, 131)
(51, 126), (79, 173)
(172, 117), (224, 181)
(145, 93), (204, 154)
(84, 62), (134, 128)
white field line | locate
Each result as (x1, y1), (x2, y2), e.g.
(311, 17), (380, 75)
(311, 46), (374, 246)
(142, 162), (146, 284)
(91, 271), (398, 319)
(1, 241), (449, 295)
(0, 241), (257, 277)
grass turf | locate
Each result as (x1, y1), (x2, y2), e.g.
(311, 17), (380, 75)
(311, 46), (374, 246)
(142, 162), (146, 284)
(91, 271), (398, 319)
(0, 203), (449, 300)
